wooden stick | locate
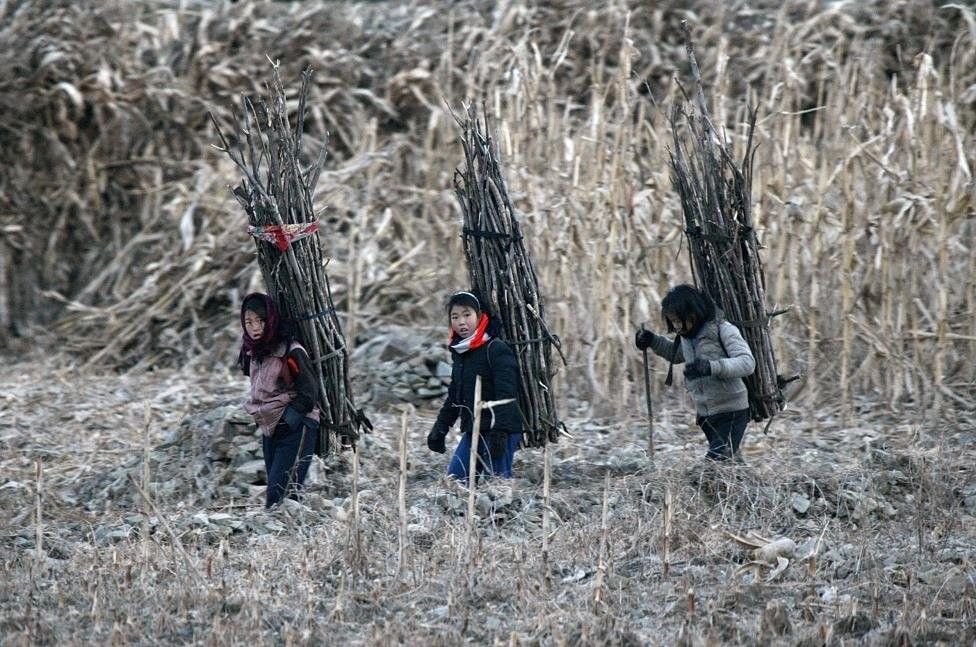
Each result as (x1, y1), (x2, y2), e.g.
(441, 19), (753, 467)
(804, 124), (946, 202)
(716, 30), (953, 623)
(541, 439), (552, 590)
(663, 487), (673, 579)
(640, 324), (655, 459)
(467, 376), (483, 531)
(670, 23), (786, 422)
(452, 103), (566, 447)
(593, 471), (610, 607)
(211, 65), (369, 449)
(141, 401), (152, 563)
(349, 446), (362, 573)
(34, 461), (42, 563)
(397, 408), (409, 579)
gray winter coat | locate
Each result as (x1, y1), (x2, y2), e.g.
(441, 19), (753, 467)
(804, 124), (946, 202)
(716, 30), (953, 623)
(647, 319), (756, 417)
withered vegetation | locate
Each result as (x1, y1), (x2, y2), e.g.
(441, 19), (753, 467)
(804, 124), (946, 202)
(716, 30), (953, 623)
(0, 0), (974, 644)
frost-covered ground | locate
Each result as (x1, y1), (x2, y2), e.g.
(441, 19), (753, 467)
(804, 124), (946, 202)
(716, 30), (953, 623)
(1, 354), (974, 645)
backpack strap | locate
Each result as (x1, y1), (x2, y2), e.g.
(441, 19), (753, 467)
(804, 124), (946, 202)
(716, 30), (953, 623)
(280, 341), (303, 387)
(485, 338), (498, 371)
(716, 321), (730, 358)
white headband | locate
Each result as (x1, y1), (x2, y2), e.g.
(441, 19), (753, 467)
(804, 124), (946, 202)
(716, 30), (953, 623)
(452, 291), (481, 310)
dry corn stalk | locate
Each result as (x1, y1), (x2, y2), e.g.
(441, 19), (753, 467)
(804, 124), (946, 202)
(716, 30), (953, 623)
(452, 104), (566, 447)
(210, 64), (370, 451)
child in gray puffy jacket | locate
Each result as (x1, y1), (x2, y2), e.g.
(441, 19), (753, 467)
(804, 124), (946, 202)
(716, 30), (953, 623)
(636, 284), (755, 461)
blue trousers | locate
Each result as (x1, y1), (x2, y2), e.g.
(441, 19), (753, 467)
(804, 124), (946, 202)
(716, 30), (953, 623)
(263, 419), (318, 508)
(697, 409), (749, 461)
(448, 431), (521, 481)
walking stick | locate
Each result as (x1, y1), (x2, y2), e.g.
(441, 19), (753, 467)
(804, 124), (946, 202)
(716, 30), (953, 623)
(640, 325), (655, 459)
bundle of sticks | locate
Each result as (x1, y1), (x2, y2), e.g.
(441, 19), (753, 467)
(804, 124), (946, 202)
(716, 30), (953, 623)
(452, 105), (566, 447)
(668, 23), (790, 422)
(210, 65), (370, 450)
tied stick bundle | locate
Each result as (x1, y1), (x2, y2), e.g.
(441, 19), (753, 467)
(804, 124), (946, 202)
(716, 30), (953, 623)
(210, 65), (370, 450)
(668, 23), (789, 422)
(452, 105), (566, 447)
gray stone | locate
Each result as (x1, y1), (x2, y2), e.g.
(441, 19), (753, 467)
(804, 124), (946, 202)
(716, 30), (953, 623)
(235, 460), (266, 480)
(790, 493), (811, 514)
(476, 493), (492, 516)
(218, 485), (247, 499)
(263, 520), (286, 532)
(95, 525), (133, 544)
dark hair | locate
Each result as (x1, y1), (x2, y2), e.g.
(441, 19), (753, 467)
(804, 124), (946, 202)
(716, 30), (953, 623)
(242, 295), (268, 320)
(660, 284), (716, 334)
(446, 290), (484, 314)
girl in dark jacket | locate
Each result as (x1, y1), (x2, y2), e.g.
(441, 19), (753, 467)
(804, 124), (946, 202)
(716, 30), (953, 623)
(426, 291), (523, 479)
(239, 293), (320, 507)
(635, 285), (755, 461)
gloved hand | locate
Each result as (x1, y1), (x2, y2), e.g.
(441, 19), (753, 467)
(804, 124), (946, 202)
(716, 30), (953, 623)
(684, 358), (712, 380)
(487, 430), (510, 462)
(427, 423), (448, 454)
(282, 405), (305, 432)
(635, 329), (657, 350)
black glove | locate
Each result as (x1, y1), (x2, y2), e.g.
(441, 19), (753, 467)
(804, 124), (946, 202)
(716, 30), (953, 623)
(282, 405), (304, 432)
(684, 358), (712, 380)
(427, 424), (448, 454)
(635, 329), (657, 350)
(487, 430), (509, 462)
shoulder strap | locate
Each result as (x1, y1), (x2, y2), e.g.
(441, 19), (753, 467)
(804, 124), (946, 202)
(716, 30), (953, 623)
(485, 338), (499, 371)
(280, 342), (302, 385)
(716, 321), (730, 358)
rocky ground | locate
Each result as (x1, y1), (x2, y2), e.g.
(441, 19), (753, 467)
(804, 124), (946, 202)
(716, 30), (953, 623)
(1, 343), (974, 646)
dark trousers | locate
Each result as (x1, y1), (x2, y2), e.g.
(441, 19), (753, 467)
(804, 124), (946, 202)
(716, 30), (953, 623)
(263, 420), (318, 508)
(697, 409), (749, 461)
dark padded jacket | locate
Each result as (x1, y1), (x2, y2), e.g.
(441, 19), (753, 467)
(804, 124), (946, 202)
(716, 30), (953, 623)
(433, 336), (523, 437)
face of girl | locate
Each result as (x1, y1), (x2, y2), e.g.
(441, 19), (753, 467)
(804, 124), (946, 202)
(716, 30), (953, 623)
(450, 305), (480, 337)
(243, 309), (266, 340)
(666, 313), (694, 336)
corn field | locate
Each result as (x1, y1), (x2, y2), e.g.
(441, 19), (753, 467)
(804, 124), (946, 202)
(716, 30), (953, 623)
(1, 2), (974, 643)
(0, 0), (972, 419)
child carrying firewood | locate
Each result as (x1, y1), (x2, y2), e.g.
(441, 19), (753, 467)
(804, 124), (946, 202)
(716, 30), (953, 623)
(636, 284), (756, 461)
(238, 293), (320, 507)
(426, 291), (523, 480)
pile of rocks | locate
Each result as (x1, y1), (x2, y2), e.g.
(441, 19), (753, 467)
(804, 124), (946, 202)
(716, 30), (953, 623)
(74, 404), (283, 511)
(87, 496), (351, 545)
(351, 325), (451, 409)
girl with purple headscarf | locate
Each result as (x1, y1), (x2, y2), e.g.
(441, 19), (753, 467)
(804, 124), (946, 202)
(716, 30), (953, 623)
(239, 293), (320, 508)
